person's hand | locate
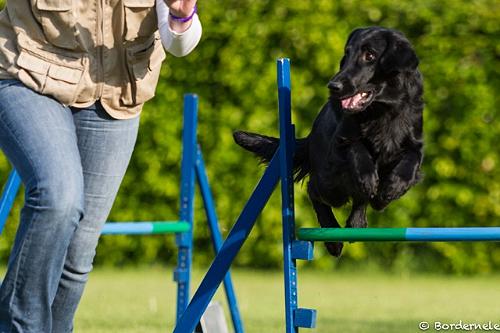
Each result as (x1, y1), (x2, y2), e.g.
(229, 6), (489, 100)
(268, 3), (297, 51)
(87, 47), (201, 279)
(164, 0), (197, 18)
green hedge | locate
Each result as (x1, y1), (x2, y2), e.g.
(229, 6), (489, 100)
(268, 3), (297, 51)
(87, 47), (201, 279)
(0, 0), (498, 273)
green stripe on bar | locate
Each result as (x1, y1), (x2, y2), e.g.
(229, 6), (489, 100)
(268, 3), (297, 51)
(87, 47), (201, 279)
(297, 228), (408, 242)
(152, 222), (191, 234)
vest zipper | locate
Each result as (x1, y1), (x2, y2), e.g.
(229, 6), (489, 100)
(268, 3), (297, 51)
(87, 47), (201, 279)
(95, 0), (104, 99)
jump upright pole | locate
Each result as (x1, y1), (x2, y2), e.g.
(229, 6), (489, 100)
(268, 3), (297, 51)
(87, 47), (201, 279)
(174, 95), (244, 333)
(174, 94), (198, 319)
(278, 59), (316, 332)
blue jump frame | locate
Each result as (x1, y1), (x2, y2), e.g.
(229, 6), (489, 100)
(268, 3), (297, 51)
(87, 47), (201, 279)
(2, 58), (499, 333)
(172, 58), (316, 333)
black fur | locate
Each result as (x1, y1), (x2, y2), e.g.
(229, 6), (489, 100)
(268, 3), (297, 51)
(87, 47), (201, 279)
(234, 27), (424, 257)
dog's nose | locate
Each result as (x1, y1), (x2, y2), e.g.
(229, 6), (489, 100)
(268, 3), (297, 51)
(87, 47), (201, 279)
(328, 81), (343, 92)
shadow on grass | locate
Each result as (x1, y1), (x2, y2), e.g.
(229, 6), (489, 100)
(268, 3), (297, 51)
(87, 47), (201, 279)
(234, 317), (420, 333)
(318, 317), (419, 333)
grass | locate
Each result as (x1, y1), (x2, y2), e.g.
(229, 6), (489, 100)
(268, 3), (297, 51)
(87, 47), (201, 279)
(73, 267), (500, 333)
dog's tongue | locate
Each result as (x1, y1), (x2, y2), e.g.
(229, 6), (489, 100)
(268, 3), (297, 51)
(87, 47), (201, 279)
(341, 93), (363, 109)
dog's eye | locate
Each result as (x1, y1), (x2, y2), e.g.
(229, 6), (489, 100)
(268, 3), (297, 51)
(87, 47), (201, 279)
(363, 51), (376, 62)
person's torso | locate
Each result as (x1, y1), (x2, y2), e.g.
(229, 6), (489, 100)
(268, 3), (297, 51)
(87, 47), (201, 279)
(0, 0), (166, 118)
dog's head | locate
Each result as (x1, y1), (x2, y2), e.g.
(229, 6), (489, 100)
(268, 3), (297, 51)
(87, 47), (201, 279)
(328, 27), (419, 114)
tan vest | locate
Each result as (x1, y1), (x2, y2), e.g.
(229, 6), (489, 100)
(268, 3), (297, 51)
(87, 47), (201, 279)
(0, 0), (167, 119)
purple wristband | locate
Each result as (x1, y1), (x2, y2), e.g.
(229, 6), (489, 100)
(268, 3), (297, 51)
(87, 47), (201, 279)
(169, 4), (197, 23)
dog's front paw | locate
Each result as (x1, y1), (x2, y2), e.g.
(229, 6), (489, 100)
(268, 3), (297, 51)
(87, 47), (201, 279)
(371, 175), (411, 210)
(324, 241), (344, 257)
(381, 175), (410, 200)
(370, 195), (390, 211)
(356, 171), (379, 199)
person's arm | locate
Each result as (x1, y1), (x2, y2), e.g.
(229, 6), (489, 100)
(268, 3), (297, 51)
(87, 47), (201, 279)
(156, 0), (202, 57)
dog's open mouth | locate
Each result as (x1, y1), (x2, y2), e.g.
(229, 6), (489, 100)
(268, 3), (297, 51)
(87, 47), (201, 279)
(340, 91), (374, 111)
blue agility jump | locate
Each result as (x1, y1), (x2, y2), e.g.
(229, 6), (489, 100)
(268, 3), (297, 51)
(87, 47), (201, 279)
(172, 58), (500, 333)
(173, 58), (317, 333)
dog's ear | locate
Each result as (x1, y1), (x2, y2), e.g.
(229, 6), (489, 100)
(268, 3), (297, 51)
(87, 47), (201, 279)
(346, 28), (363, 46)
(380, 33), (419, 73)
(340, 28), (364, 69)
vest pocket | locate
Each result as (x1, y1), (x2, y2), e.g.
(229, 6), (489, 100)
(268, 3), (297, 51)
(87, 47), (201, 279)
(15, 40), (84, 105)
(123, 0), (157, 41)
(35, 0), (78, 50)
(121, 36), (166, 106)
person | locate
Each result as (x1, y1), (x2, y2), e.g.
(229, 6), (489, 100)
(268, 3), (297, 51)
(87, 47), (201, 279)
(0, 0), (201, 331)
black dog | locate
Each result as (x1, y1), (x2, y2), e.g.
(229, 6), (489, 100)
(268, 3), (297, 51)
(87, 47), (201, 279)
(234, 27), (424, 257)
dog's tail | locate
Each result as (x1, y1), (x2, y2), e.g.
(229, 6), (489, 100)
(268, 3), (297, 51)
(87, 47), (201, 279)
(233, 130), (310, 182)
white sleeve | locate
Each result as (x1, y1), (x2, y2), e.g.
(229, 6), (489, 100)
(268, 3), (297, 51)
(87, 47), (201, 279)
(156, 0), (202, 57)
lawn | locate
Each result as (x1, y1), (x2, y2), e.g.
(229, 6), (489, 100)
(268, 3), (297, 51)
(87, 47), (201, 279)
(74, 267), (500, 333)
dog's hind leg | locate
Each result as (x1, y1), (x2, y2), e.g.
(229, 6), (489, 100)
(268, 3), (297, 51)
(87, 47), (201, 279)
(346, 199), (368, 228)
(310, 198), (344, 257)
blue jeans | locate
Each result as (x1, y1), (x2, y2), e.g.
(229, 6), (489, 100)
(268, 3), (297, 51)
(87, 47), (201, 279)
(0, 79), (140, 332)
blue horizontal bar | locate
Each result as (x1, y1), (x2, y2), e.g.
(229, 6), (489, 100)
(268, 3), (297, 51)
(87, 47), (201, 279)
(405, 227), (500, 241)
(103, 222), (152, 235)
(102, 221), (188, 235)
